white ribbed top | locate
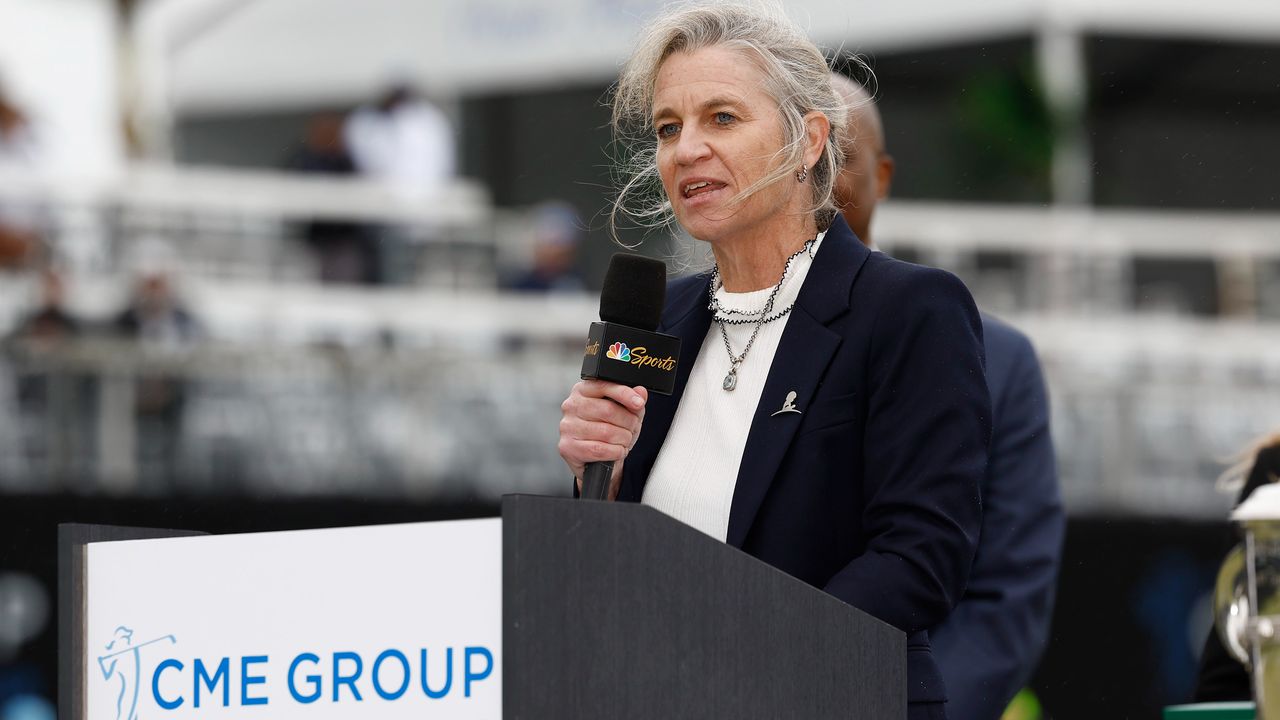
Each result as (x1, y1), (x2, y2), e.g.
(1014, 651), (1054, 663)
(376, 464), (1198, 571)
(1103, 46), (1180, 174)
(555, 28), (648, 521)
(641, 233), (824, 541)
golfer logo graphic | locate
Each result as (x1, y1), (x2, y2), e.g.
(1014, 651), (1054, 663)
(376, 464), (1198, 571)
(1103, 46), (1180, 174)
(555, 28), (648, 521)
(97, 626), (175, 720)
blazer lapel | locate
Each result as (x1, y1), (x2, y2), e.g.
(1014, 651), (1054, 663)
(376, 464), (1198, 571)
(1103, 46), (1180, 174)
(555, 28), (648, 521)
(616, 274), (713, 503)
(724, 219), (870, 548)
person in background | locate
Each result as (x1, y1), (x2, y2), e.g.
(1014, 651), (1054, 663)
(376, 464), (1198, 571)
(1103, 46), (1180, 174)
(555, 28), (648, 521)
(114, 244), (200, 490)
(344, 83), (456, 284)
(12, 269), (77, 345)
(0, 88), (40, 269)
(831, 72), (1065, 720)
(115, 263), (199, 350)
(1194, 432), (1280, 700)
(344, 83), (455, 199)
(504, 201), (586, 293)
(289, 113), (376, 284)
(10, 268), (80, 411)
(6, 268), (91, 485)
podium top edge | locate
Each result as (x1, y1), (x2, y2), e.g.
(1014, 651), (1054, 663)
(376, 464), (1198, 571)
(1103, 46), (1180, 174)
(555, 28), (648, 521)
(58, 523), (208, 547)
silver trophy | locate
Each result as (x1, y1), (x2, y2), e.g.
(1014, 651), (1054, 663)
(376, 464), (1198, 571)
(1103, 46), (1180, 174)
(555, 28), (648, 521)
(1215, 483), (1280, 718)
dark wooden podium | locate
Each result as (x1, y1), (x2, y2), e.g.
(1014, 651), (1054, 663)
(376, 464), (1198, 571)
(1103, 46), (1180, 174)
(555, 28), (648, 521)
(60, 496), (904, 719)
(502, 495), (905, 718)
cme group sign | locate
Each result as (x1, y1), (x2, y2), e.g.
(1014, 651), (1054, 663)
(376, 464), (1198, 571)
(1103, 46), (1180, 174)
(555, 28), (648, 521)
(97, 629), (493, 714)
(85, 521), (503, 719)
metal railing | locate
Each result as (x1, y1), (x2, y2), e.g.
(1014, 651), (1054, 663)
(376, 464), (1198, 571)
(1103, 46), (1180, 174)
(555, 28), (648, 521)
(3, 168), (1279, 516)
(2, 309), (1277, 517)
(873, 201), (1280, 320)
(0, 336), (578, 499)
(0, 166), (497, 287)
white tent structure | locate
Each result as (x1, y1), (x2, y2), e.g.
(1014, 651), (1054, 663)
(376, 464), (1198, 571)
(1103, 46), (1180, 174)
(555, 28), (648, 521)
(0, 0), (1273, 181)
(0, 0), (123, 178)
(129, 0), (1280, 203)
(144, 0), (1280, 112)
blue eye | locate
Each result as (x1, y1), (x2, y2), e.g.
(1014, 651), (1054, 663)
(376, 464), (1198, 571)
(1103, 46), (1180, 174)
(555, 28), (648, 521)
(656, 123), (679, 140)
(714, 111), (736, 125)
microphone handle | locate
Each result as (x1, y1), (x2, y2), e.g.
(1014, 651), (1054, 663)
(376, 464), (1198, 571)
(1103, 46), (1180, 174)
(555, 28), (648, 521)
(580, 460), (615, 501)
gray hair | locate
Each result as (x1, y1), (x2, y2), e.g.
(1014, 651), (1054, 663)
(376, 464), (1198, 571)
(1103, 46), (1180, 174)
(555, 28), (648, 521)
(608, 1), (848, 241)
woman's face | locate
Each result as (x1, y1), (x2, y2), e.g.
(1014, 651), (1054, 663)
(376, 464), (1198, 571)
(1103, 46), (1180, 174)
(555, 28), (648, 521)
(652, 45), (799, 245)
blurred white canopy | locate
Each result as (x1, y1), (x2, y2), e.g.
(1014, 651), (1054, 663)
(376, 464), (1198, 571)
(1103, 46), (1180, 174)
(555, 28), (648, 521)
(0, 0), (122, 176)
(143, 0), (1280, 113)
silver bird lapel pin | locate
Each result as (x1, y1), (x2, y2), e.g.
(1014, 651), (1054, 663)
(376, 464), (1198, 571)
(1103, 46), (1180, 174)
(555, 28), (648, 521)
(771, 390), (801, 417)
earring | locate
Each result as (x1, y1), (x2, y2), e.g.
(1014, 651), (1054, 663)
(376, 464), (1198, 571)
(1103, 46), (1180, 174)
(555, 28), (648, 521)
(795, 165), (808, 183)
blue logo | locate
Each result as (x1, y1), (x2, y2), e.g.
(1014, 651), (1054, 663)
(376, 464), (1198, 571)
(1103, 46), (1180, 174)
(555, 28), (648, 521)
(97, 626), (177, 720)
(94, 624), (496, 714)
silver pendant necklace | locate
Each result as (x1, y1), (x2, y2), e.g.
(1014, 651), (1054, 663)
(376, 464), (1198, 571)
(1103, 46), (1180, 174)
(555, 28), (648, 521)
(711, 236), (816, 391)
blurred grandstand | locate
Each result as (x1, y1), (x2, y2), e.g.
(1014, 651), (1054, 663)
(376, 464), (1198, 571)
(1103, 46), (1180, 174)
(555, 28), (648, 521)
(0, 0), (1278, 717)
(1, 0), (1277, 516)
(1, 172), (1277, 516)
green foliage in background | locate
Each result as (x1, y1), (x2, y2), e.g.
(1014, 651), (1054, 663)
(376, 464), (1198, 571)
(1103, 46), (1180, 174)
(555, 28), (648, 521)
(956, 60), (1055, 201)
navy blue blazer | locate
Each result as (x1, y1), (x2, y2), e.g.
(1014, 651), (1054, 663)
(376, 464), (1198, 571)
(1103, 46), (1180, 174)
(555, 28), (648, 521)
(929, 314), (1064, 719)
(618, 215), (991, 706)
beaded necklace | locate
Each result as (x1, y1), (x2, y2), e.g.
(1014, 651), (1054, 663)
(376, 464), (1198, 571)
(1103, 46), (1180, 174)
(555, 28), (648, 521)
(708, 236), (817, 391)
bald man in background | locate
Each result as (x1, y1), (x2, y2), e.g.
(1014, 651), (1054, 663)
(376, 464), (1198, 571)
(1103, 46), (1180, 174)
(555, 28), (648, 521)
(831, 73), (1065, 720)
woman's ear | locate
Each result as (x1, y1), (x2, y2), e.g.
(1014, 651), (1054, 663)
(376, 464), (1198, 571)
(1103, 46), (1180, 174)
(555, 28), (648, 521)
(802, 110), (831, 169)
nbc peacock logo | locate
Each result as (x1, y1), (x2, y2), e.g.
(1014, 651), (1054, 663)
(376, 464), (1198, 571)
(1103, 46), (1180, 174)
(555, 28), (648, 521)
(606, 342), (631, 362)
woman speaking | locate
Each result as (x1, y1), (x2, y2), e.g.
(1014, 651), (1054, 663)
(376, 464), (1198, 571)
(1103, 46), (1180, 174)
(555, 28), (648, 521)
(557, 4), (991, 718)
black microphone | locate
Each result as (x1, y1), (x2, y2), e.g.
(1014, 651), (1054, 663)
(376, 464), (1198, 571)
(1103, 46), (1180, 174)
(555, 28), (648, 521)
(578, 253), (681, 501)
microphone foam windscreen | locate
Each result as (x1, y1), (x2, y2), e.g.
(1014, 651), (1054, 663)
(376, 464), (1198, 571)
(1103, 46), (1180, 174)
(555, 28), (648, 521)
(599, 253), (667, 331)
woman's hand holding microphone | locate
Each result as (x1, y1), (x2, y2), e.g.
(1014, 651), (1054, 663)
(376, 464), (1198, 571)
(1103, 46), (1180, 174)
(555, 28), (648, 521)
(558, 380), (648, 501)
